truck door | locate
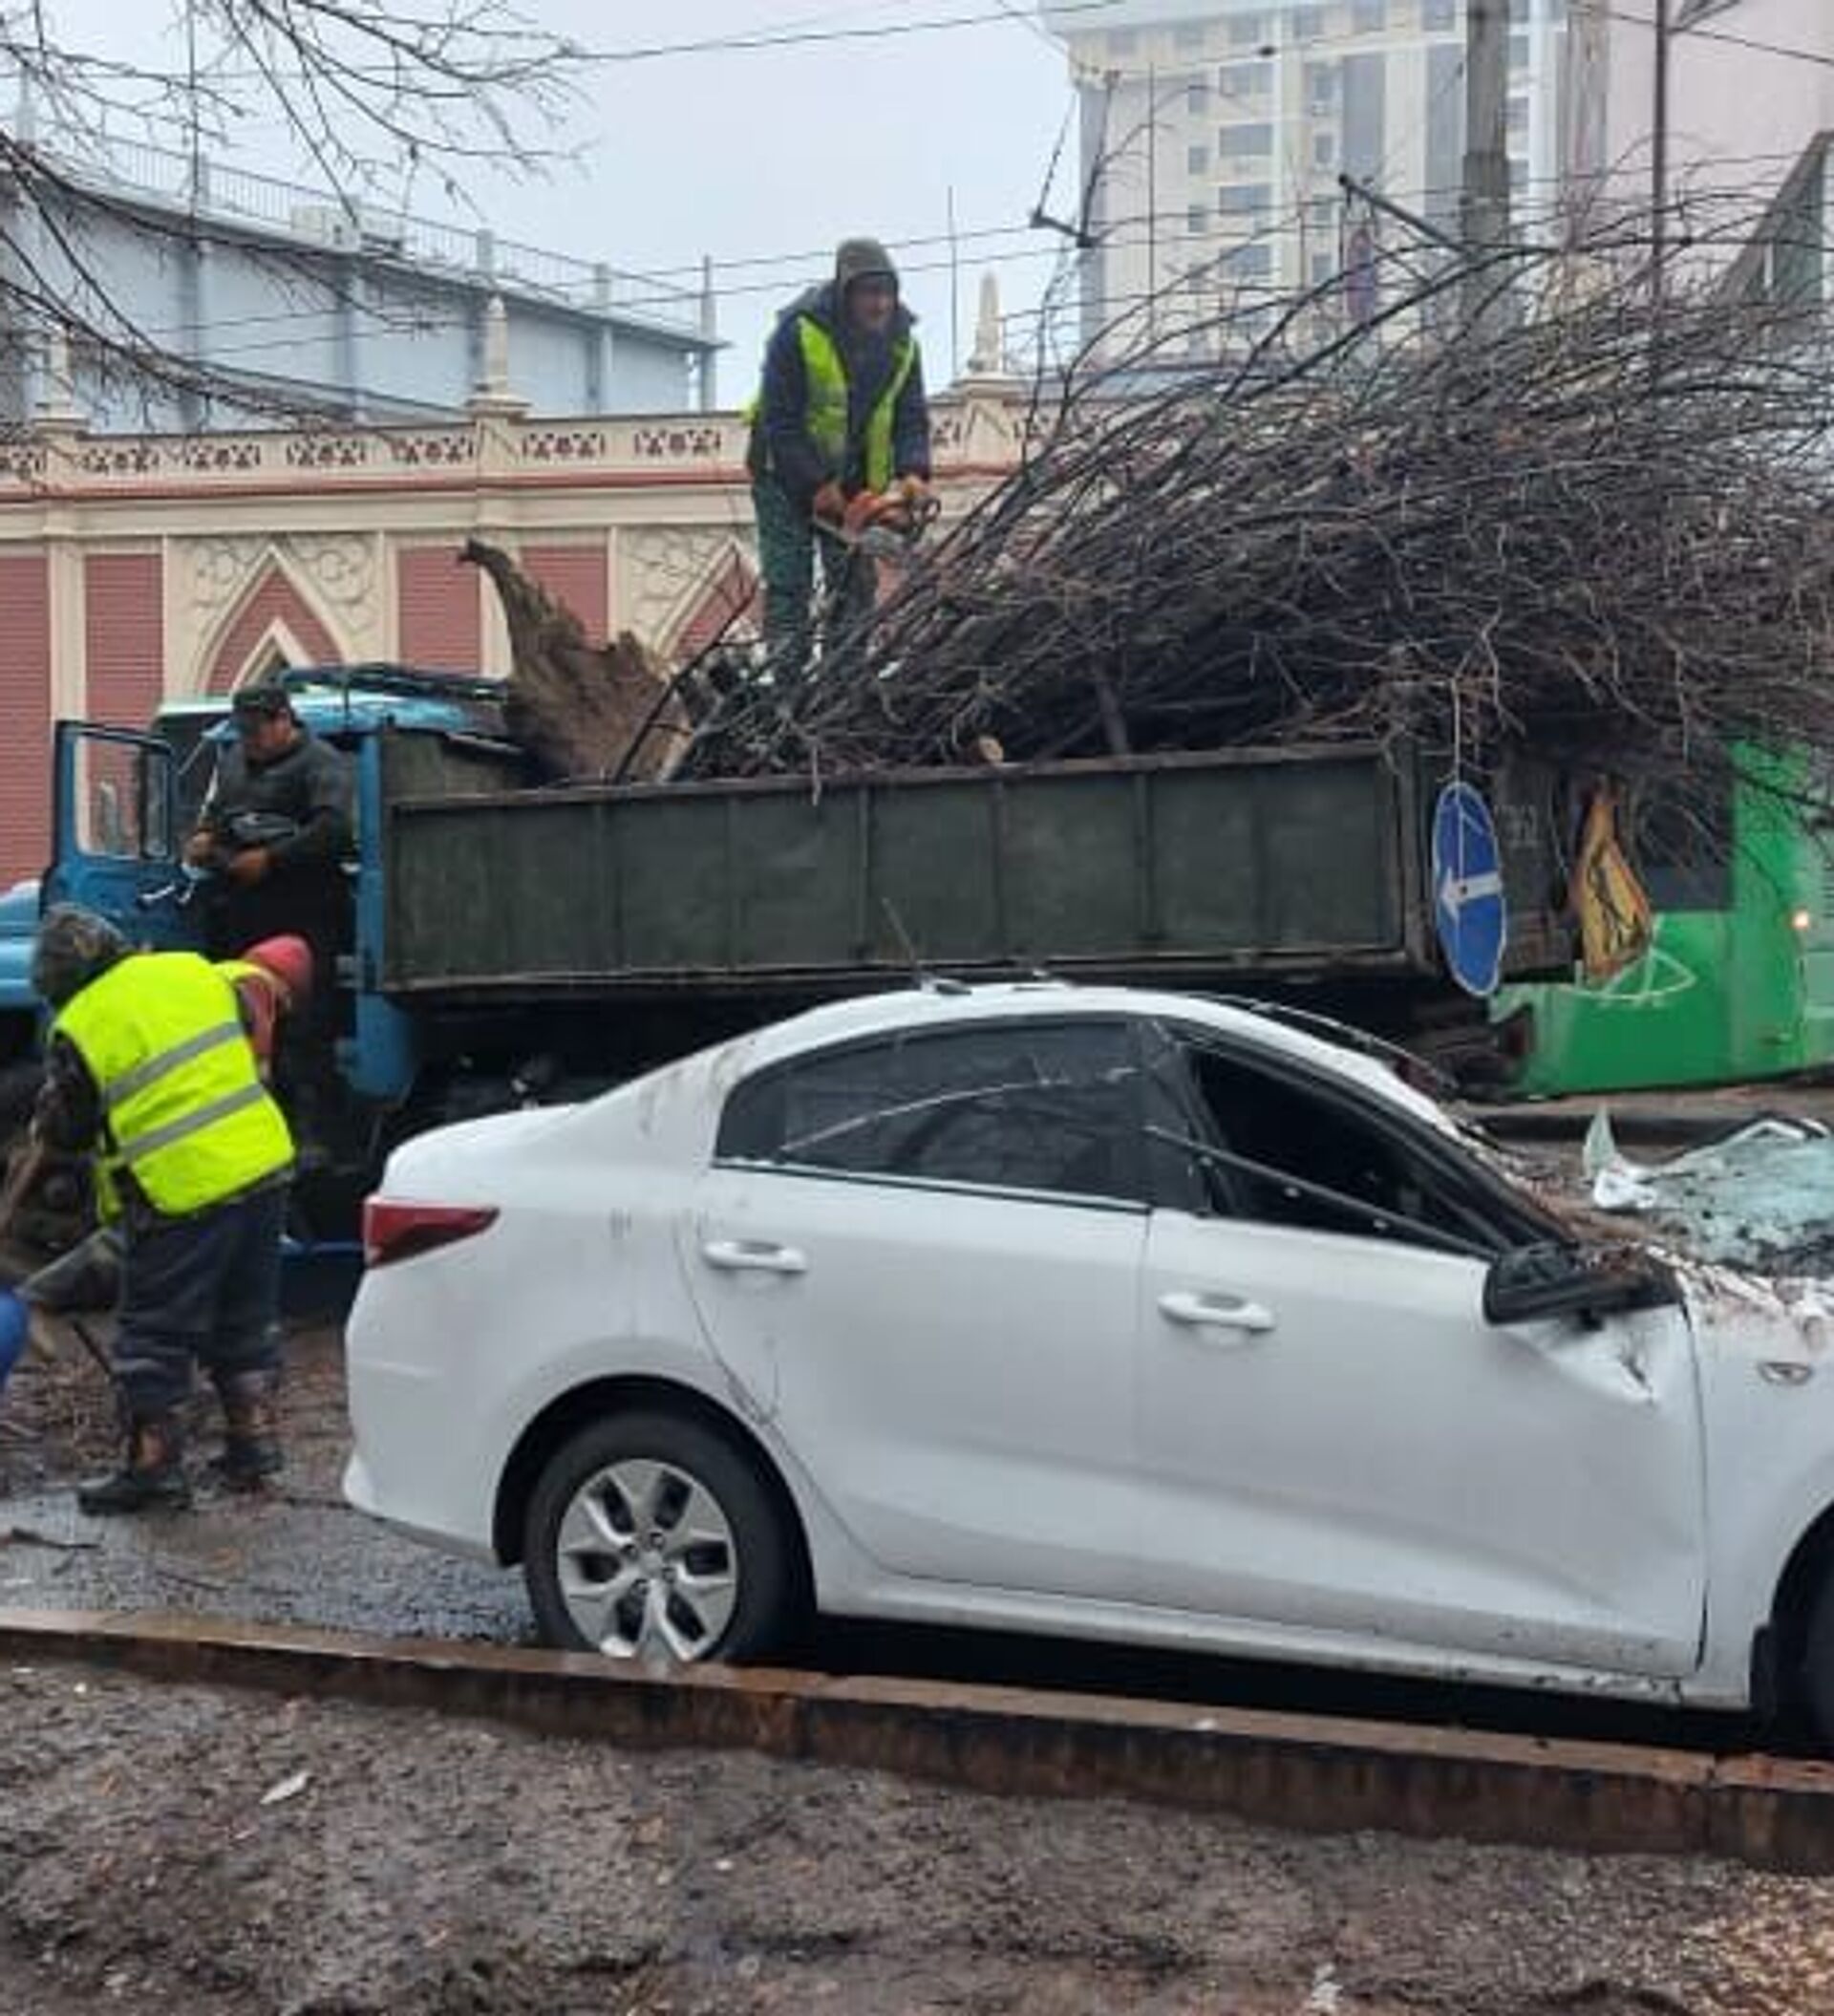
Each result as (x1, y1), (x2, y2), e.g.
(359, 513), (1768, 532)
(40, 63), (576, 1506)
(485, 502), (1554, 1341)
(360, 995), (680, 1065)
(44, 726), (190, 948)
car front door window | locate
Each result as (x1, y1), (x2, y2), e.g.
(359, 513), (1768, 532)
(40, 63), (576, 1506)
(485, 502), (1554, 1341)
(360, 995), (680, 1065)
(1142, 1024), (1507, 1256)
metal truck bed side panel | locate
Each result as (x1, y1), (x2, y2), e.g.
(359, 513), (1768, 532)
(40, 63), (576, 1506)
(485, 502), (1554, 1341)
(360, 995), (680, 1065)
(382, 744), (1426, 997)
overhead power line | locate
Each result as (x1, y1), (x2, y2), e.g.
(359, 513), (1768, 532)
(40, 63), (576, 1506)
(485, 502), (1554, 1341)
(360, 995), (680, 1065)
(570, 1), (1129, 64)
(1574, 0), (1834, 71)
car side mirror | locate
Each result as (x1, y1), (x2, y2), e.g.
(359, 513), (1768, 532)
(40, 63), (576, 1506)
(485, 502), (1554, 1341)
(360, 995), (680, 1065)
(1483, 1241), (1680, 1327)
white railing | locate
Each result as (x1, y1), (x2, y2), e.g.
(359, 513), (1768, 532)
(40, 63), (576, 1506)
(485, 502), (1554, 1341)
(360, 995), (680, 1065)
(26, 117), (706, 338)
(1, 391), (1033, 493)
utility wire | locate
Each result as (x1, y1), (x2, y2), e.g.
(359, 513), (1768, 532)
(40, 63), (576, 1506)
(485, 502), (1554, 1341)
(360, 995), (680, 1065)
(1573, 1), (1834, 71)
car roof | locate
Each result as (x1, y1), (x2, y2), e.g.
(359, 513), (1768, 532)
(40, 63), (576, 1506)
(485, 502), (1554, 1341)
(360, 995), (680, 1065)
(710, 982), (1455, 1133)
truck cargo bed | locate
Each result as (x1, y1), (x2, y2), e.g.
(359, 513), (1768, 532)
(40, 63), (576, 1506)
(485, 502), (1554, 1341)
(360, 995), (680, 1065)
(381, 740), (1567, 1002)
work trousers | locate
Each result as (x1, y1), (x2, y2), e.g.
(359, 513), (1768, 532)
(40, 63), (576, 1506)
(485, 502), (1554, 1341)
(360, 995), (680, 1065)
(752, 474), (878, 670)
(114, 1185), (288, 1418)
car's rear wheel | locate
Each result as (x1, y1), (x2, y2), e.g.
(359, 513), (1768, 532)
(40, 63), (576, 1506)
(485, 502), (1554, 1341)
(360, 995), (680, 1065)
(522, 1410), (797, 1665)
(1799, 1568), (1834, 1747)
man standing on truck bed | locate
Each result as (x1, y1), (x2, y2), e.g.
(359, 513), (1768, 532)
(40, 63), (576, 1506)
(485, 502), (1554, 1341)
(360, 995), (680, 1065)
(185, 685), (352, 1132)
(27, 906), (295, 1512)
(748, 236), (933, 667)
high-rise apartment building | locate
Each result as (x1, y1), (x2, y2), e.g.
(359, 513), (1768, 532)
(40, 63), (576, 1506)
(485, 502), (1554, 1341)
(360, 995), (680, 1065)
(1041, 1), (1567, 354)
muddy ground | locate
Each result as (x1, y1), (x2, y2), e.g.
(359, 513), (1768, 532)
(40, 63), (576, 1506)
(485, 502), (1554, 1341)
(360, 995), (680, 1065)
(0, 1315), (528, 1645)
(2, 1310), (1833, 2011)
(4, 1656), (1834, 2016)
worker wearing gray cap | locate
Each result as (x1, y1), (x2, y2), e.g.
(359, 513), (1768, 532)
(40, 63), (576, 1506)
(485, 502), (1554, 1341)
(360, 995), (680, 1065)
(747, 236), (933, 667)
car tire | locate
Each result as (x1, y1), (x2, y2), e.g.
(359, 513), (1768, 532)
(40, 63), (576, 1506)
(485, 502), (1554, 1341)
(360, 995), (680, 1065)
(1800, 1570), (1834, 1748)
(522, 1409), (799, 1666)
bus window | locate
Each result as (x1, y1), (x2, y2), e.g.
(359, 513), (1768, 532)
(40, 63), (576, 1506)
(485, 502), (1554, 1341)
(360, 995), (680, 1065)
(1629, 776), (1733, 913)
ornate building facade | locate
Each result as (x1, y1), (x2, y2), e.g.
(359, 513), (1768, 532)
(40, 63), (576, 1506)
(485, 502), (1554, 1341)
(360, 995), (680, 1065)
(0, 357), (1033, 884)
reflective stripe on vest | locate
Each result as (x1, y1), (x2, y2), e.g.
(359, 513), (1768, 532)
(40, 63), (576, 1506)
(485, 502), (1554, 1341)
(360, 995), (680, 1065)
(100, 1019), (244, 1108)
(55, 952), (293, 1222)
(750, 317), (917, 494)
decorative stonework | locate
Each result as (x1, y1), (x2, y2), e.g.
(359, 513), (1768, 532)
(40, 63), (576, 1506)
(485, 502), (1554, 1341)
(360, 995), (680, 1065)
(621, 525), (758, 647)
(77, 440), (162, 479)
(522, 426), (611, 464)
(285, 433), (373, 471)
(7, 393), (1026, 495)
(174, 438), (264, 474)
(288, 535), (379, 629)
(192, 537), (272, 622)
(381, 429), (473, 468)
(181, 534), (377, 688)
(629, 422), (729, 462)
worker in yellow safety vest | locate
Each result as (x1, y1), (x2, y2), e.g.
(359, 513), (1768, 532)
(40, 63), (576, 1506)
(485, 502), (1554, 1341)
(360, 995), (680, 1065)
(29, 906), (295, 1514)
(747, 236), (932, 666)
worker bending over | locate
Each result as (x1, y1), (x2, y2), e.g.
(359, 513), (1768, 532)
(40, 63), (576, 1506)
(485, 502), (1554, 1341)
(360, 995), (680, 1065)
(29, 907), (295, 1512)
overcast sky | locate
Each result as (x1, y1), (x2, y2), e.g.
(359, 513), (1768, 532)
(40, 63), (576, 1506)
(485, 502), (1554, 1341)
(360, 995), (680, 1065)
(42, 1), (1086, 397)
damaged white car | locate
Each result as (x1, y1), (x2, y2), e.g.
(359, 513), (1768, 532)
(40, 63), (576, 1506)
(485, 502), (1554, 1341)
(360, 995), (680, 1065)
(344, 984), (1834, 1740)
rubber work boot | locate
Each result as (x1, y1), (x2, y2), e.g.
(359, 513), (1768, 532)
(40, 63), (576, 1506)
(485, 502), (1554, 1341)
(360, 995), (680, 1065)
(76, 1415), (191, 1515)
(211, 1369), (284, 1491)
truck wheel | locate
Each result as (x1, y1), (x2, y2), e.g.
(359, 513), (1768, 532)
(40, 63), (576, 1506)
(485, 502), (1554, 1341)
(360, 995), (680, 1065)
(522, 1410), (799, 1665)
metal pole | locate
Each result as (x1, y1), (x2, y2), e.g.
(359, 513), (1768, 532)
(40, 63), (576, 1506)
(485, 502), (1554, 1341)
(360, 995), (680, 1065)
(1651, 0), (1671, 308)
(1145, 63), (1158, 343)
(1460, 0), (1512, 329)
(948, 184), (961, 383)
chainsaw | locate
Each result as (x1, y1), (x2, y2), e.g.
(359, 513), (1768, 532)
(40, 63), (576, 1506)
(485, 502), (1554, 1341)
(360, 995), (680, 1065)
(825, 484), (941, 561)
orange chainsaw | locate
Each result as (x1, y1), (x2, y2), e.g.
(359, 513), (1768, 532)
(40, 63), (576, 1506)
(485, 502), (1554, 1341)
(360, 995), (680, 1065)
(827, 482), (941, 560)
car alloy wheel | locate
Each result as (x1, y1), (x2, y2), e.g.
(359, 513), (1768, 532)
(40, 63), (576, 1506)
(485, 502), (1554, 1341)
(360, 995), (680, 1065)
(556, 1454), (739, 1661)
(523, 1410), (799, 1666)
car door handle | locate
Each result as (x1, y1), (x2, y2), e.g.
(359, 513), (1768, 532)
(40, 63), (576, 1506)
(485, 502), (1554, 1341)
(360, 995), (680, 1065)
(700, 1238), (808, 1277)
(1158, 1291), (1275, 1336)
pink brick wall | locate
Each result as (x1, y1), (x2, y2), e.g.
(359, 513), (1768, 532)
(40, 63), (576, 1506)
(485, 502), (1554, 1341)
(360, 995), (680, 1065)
(0, 550), (52, 885)
(397, 547), (480, 670)
(85, 551), (164, 728)
(522, 544), (609, 644)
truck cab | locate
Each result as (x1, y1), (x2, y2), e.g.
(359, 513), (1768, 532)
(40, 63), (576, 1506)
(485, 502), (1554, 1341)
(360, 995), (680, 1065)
(11, 666), (518, 1226)
(0, 877), (39, 1070)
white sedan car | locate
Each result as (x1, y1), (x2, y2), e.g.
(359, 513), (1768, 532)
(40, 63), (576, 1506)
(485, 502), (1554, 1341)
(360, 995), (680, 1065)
(344, 983), (1834, 1739)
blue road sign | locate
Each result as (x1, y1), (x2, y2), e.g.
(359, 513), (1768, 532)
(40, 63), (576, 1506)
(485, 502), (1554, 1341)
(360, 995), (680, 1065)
(1432, 782), (1508, 997)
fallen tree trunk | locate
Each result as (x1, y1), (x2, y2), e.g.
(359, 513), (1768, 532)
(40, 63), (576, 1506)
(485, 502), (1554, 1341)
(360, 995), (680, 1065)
(462, 538), (693, 783)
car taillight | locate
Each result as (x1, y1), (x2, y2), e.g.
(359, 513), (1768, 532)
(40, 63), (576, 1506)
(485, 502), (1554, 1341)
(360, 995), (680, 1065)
(363, 1199), (500, 1269)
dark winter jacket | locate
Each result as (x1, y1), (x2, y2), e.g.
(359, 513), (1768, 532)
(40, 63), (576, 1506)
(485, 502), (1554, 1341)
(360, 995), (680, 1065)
(751, 283), (931, 508)
(200, 729), (353, 872)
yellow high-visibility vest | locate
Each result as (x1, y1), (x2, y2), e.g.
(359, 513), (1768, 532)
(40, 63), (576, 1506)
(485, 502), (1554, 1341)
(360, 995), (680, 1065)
(55, 952), (294, 1221)
(751, 316), (917, 492)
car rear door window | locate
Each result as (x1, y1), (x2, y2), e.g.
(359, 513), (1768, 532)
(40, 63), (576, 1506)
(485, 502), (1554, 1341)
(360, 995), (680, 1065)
(717, 1020), (1146, 1206)
(1144, 1023), (1508, 1255)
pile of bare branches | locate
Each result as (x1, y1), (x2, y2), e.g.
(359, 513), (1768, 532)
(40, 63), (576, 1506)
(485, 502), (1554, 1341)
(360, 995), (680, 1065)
(681, 237), (1834, 792)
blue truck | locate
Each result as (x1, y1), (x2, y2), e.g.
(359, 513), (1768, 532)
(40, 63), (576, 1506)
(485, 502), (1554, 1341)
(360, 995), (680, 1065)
(0, 663), (1576, 1241)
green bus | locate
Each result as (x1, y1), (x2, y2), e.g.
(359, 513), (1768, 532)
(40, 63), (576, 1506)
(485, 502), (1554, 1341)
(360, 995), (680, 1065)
(1494, 753), (1834, 1096)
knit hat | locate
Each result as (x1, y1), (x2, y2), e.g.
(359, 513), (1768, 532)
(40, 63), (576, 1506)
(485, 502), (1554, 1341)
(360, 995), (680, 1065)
(31, 904), (128, 1008)
(834, 237), (899, 297)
